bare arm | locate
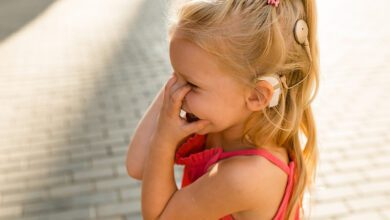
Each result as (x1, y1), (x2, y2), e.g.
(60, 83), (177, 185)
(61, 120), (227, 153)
(126, 85), (165, 180)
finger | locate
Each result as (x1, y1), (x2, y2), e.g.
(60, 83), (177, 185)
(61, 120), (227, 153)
(165, 75), (177, 92)
(168, 84), (191, 117)
(182, 119), (210, 134)
(163, 75), (177, 106)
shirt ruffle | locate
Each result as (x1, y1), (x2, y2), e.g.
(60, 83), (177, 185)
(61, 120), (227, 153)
(177, 147), (223, 166)
(175, 134), (224, 187)
(175, 134), (223, 167)
(175, 134), (205, 164)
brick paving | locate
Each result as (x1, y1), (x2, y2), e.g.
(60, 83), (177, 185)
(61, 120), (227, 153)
(0, 0), (388, 219)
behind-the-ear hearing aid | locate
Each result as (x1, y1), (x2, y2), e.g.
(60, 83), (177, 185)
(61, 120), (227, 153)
(255, 19), (311, 108)
(255, 73), (282, 107)
(294, 19), (312, 61)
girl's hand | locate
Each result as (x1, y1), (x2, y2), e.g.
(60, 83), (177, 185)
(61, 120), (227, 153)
(152, 74), (210, 150)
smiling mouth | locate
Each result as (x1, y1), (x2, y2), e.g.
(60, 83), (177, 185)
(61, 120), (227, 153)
(180, 109), (200, 122)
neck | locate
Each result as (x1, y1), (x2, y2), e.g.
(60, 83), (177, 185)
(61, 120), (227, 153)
(205, 123), (255, 152)
(204, 123), (280, 152)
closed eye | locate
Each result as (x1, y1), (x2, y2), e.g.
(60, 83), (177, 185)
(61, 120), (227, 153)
(187, 82), (198, 88)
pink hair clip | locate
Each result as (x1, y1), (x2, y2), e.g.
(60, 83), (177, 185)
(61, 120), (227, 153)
(267, 0), (280, 7)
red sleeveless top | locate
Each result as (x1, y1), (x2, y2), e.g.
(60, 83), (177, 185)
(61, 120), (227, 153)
(174, 134), (300, 220)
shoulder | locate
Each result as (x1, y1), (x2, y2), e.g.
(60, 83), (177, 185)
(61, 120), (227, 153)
(215, 155), (289, 211)
(217, 155), (288, 191)
(158, 153), (289, 220)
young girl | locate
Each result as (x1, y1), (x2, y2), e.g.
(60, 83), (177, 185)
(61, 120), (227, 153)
(126, 0), (319, 219)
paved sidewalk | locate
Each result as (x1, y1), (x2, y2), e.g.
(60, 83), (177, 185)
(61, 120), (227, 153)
(310, 1), (390, 219)
(0, 0), (389, 219)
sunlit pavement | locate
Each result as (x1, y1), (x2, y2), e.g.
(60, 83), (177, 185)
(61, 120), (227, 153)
(310, 1), (390, 219)
(0, 0), (389, 219)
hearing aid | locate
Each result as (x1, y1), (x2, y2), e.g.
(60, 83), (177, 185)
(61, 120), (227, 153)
(294, 19), (312, 61)
(256, 19), (311, 107)
(255, 73), (282, 108)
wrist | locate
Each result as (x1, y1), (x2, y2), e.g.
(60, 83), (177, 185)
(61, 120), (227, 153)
(149, 135), (177, 154)
(146, 140), (176, 167)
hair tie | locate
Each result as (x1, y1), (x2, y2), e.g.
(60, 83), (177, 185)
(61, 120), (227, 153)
(267, 0), (280, 7)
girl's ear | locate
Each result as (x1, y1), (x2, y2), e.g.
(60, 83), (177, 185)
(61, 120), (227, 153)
(245, 80), (274, 111)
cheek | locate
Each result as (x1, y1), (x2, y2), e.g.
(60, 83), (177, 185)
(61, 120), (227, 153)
(185, 92), (211, 117)
(190, 92), (224, 112)
(214, 94), (246, 121)
(184, 92), (201, 108)
(186, 93), (241, 130)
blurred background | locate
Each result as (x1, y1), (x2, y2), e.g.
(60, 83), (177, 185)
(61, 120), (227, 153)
(0, 0), (389, 219)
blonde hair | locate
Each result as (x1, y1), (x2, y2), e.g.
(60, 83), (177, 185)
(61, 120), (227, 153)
(166, 0), (319, 219)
